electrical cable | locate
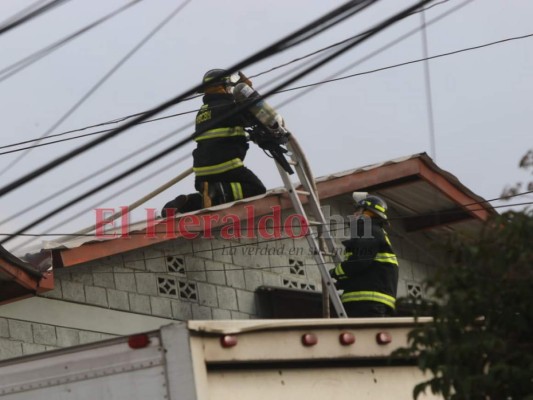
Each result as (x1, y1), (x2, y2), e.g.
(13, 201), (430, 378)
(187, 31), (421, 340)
(0, 0), (142, 83)
(0, 0), (379, 199)
(0, 0), (186, 177)
(22, 8), (533, 156)
(5, 194), (532, 239)
(0, 1), (442, 245)
(0, 0), (49, 28)
(0, 0), (71, 36)
(419, 8), (437, 161)
(9, 153), (192, 253)
(275, 0), (474, 108)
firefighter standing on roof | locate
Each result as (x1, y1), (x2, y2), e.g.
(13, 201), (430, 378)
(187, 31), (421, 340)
(329, 194), (399, 317)
(162, 69), (266, 216)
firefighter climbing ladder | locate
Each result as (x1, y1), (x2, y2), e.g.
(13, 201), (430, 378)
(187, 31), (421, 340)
(275, 135), (347, 318)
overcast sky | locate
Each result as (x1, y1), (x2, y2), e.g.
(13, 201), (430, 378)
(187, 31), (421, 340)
(0, 0), (532, 255)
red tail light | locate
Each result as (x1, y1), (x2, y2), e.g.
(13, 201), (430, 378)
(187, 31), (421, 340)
(376, 331), (392, 345)
(128, 334), (150, 349)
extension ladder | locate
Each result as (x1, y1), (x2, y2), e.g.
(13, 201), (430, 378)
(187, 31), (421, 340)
(275, 136), (347, 318)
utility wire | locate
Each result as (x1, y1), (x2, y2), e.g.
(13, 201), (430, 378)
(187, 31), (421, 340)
(9, 153), (192, 253)
(0, 0), (455, 150)
(21, 10), (533, 156)
(4, 198), (532, 240)
(0, 0), (49, 28)
(0, 0), (378, 199)
(0, 0), (432, 244)
(0, 0), (70, 36)
(0, 0), (142, 83)
(275, 0), (474, 108)
(0, 0), (183, 177)
(419, 8), (437, 161)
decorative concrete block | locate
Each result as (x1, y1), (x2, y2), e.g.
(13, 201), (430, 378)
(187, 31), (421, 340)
(205, 260), (226, 285)
(61, 280), (85, 303)
(244, 269), (263, 291)
(0, 338), (23, 360)
(85, 286), (108, 307)
(150, 297), (172, 318)
(171, 300), (192, 321)
(107, 289), (130, 311)
(32, 324), (57, 346)
(225, 265), (246, 289)
(236, 290), (256, 315)
(197, 282), (218, 308)
(217, 286), (238, 311)
(129, 293), (151, 314)
(8, 320), (33, 343)
(56, 327), (80, 347)
(22, 342), (47, 355)
(212, 309), (232, 320)
(191, 304), (212, 320)
(135, 273), (158, 296)
(114, 267), (137, 292)
(0, 318), (8, 338)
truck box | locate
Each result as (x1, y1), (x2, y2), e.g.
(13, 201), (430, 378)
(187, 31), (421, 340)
(0, 318), (438, 399)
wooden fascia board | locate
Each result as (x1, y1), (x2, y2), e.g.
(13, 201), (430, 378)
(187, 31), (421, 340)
(58, 195), (290, 267)
(316, 159), (422, 200)
(0, 258), (39, 291)
(417, 160), (491, 222)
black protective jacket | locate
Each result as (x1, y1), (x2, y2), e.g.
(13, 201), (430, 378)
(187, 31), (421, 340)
(192, 93), (250, 174)
(331, 218), (399, 310)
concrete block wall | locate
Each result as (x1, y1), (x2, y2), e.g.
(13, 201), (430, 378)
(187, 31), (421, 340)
(0, 317), (116, 360)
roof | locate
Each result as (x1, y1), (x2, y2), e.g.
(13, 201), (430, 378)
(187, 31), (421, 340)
(47, 152), (494, 268)
(0, 246), (53, 305)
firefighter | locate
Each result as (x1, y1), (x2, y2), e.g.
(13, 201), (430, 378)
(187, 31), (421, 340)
(329, 194), (399, 317)
(162, 69), (266, 217)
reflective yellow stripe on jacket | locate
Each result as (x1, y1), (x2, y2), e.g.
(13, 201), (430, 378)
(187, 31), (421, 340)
(374, 252), (398, 266)
(193, 158), (244, 177)
(341, 291), (396, 309)
(230, 182), (243, 200)
(194, 127), (246, 142)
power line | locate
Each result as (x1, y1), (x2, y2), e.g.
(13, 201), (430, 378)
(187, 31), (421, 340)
(0, 0), (377, 200)
(0, 0), (142, 83)
(0, 0), (456, 152)
(9, 153), (192, 253)
(5, 191), (532, 239)
(0, 0), (71, 36)
(0, 0), (433, 244)
(0, 0), (49, 28)
(17, 11), (533, 156)
(0, 0), (183, 176)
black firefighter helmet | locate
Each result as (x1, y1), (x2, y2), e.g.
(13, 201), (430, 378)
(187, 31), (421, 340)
(353, 194), (388, 220)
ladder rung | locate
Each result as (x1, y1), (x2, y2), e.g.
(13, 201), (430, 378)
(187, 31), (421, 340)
(307, 220), (322, 226)
(295, 190), (310, 196)
(287, 159), (298, 165)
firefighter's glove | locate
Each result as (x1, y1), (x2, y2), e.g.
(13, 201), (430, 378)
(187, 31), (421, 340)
(238, 72), (253, 87)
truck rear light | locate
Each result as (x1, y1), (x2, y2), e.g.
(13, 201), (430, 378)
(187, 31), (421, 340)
(301, 333), (318, 347)
(376, 332), (392, 345)
(220, 335), (238, 348)
(128, 334), (150, 349)
(339, 332), (355, 345)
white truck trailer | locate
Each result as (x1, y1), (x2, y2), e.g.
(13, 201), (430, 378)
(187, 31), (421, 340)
(0, 318), (438, 399)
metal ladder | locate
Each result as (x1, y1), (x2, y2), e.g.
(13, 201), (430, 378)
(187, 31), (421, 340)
(275, 137), (347, 318)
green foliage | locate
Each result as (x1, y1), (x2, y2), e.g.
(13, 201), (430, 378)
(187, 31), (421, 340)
(394, 210), (533, 400)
